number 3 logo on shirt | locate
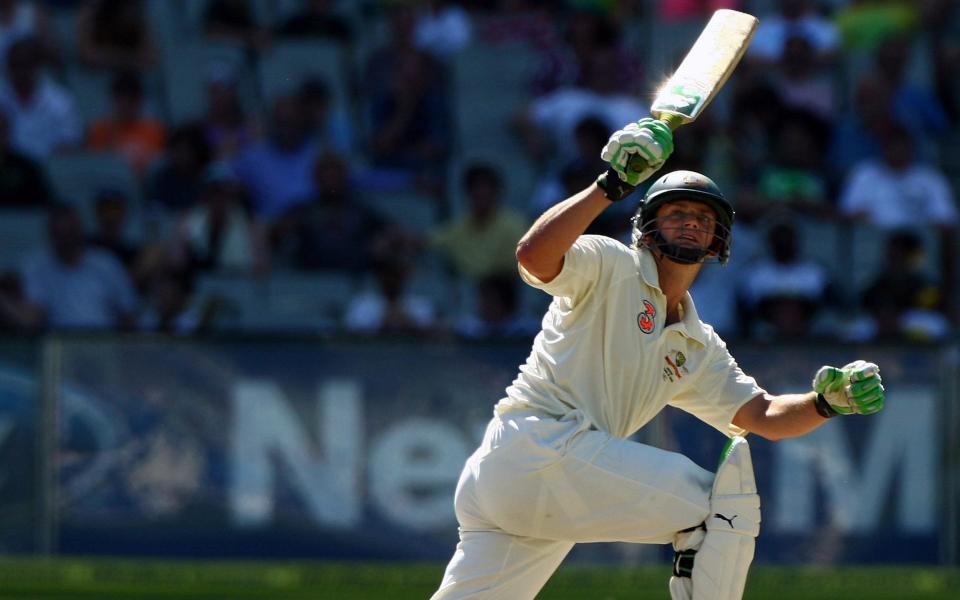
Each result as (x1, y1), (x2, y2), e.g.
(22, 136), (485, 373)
(637, 299), (656, 334)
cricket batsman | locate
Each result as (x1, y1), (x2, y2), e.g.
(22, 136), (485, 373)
(430, 118), (885, 599)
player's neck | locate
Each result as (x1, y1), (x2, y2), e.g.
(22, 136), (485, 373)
(655, 256), (701, 324)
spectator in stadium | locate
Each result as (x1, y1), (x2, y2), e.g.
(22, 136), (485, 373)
(275, 0), (353, 43)
(737, 221), (834, 339)
(0, 0), (57, 66)
(839, 121), (958, 229)
(834, 0), (919, 53)
(516, 38), (645, 163)
(76, 0), (156, 72)
(203, 0), (270, 51)
(562, 9), (642, 94)
(727, 78), (786, 184)
(364, 2), (418, 86)
(656, 0), (746, 22)
(475, 0), (572, 94)
(87, 71), (166, 176)
(769, 34), (836, 121)
(200, 63), (259, 160)
(0, 270), (31, 332)
(827, 73), (898, 181)
(841, 119), (957, 324)
(87, 188), (139, 271)
(146, 123), (214, 214)
(746, 0), (839, 65)
(0, 109), (51, 207)
(0, 36), (80, 159)
(298, 77), (352, 157)
(343, 234), (437, 336)
(138, 268), (221, 334)
(270, 151), (390, 273)
(453, 274), (539, 339)
(232, 94), (316, 222)
(15, 203), (138, 330)
(856, 229), (951, 341)
(366, 42), (448, 186)
(871, 34), (950, 143)
(928, 0), (960, 124)
(529, 114), (610, 216)
(172, 161), (264, 273)
(429, 163), (527, 281)
(413, 0), (473, 62)
(531, 123), (635, 243)
(744, 109), (834, 221)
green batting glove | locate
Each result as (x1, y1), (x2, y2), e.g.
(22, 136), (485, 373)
(600, 118), (674, 187)
(812, 360), (885, 417)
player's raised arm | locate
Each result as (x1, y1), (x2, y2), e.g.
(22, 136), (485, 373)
(516, 118), (674, 283)
(733, 361), (885, 440)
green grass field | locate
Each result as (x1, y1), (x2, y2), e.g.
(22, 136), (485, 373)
(0, 558), (955, 599)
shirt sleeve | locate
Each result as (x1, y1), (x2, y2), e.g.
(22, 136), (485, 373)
(838, 164), (874, 216)
(19, 257), (45, 305)
(100, 254), (138, 314)
(56, 93), (83, 148)
(518, 235), (623, 306)
(923, 170), (958, 224)
(668, 336), (766, 437)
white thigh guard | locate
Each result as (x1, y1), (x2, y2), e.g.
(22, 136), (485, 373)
(669, 436), (761, 600)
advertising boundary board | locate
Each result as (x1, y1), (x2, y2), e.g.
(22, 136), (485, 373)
(0, 335), (954, 564)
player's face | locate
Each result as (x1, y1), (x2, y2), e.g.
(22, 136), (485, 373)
(655, 200), (717, 250)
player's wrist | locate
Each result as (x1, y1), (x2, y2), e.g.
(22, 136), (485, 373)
(597, 167), (636, 202)
(813, 392), (839, 418)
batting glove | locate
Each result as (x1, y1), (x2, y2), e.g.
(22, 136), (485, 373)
(812, 360), (885, 417)
(600, 118), (674, 187)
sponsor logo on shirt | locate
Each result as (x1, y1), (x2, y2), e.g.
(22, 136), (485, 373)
(637, 300), (656, 334)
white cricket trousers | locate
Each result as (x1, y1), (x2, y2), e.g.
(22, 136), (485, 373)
(430, 409), (714, 600)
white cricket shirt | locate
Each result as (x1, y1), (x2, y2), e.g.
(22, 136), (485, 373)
(498, 235), (764, 439)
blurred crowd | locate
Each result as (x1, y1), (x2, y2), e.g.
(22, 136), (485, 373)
(0, 0), (956, 342)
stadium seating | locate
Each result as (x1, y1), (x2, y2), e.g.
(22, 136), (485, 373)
(257, 271), (358, 331)
(0, 209), (47, 270)
(450, 40), (537, 156)
(161, 40), (260, 125)
(4, 3), (956, 338)
(256, 40), (349, 115)
(44, 152), (144, 241)
(194, 272), (262, 330)
(360, 190), (438, 233)
(65, 65), (164, 126)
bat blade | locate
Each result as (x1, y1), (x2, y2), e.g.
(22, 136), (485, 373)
(651, 9), (758, 129)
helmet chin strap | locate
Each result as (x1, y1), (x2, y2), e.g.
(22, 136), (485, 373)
(648, 230), (710, 264)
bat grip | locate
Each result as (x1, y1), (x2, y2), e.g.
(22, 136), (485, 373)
(657, 113), (684, 130)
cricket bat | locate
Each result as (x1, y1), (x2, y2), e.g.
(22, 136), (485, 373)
(649, 9), (758, 130)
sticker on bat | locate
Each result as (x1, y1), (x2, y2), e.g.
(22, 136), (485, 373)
(651, 83), (707, 117)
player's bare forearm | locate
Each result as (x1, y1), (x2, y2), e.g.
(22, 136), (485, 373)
(732, 392), (827, 441)
(516, 182), (611, 283)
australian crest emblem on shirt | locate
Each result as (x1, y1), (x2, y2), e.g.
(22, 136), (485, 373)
(662, 350), (690, 382)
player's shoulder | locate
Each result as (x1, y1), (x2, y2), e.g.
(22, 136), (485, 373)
(574, 234), (632, 255)
(573, 234), (637, 268)
(698, 320), (730, 351)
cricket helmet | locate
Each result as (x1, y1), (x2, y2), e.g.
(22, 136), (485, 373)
(630, 170), (734, 265)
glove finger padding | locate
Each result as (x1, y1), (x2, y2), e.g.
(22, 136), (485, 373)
(813, 361), (884, 415)
(600, 118), (674, 186)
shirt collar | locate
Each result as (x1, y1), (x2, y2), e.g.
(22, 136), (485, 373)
(634, 246), (709, 346)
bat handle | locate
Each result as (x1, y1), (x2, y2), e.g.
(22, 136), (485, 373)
(654, 112), (684, 130)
